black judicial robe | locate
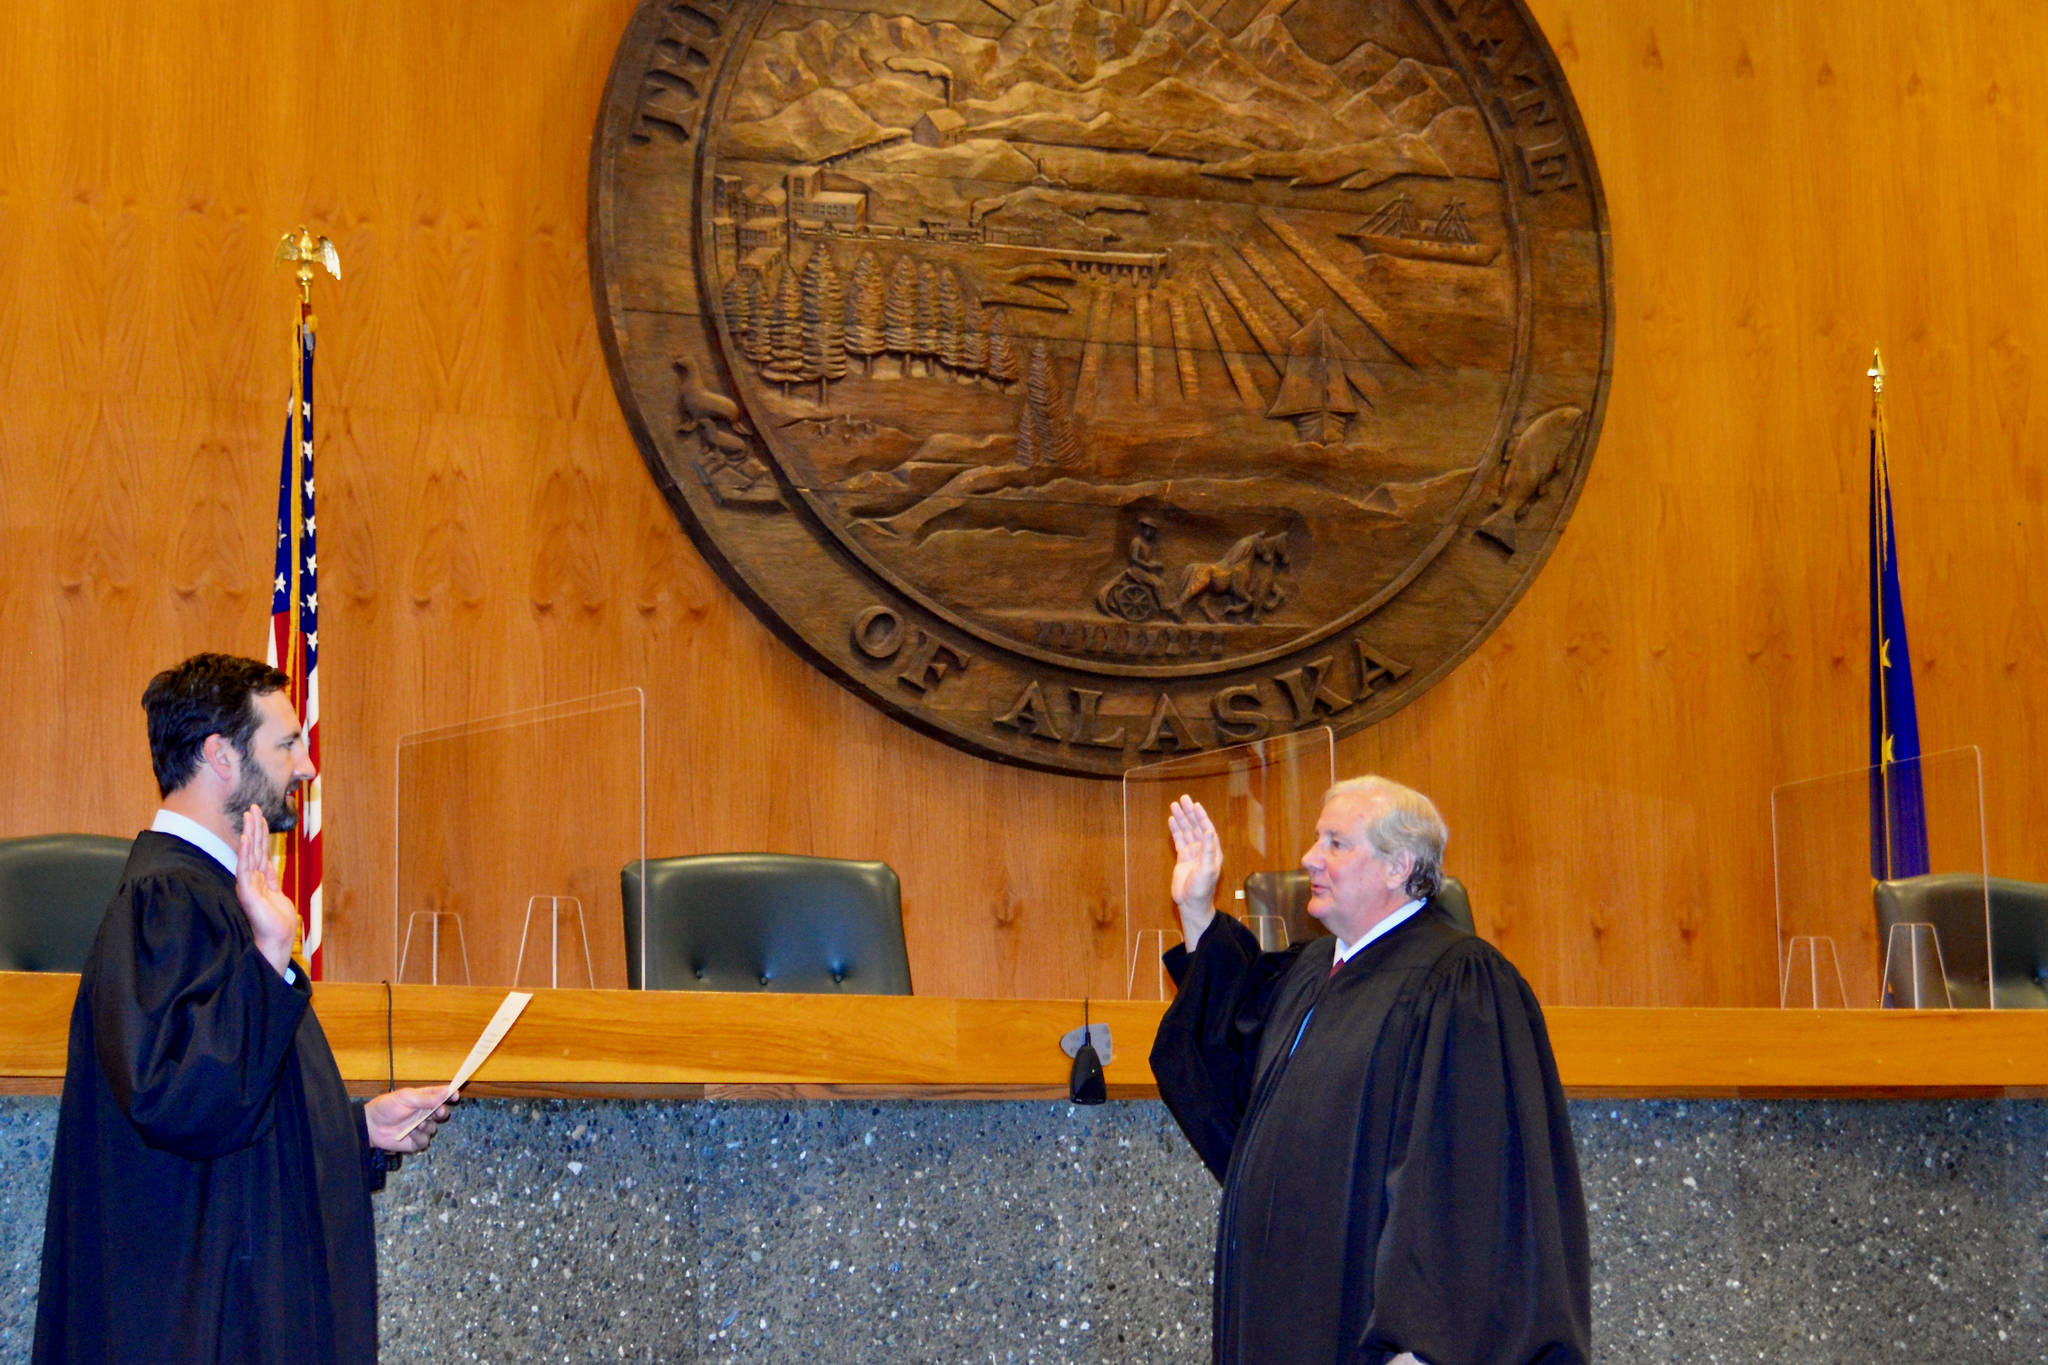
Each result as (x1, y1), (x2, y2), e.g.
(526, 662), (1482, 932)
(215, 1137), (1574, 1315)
(1150, 903), (1590, 1365)
(34, 832), (384, 1365)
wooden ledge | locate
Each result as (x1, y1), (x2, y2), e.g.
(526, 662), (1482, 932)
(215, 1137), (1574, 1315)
(4, 973), (2046, 1099)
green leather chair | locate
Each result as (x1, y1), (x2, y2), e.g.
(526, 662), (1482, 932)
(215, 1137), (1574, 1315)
(1874, 874), (2048, 1009)
(622, 852), (912, 994)
(0, 833), (132, 971)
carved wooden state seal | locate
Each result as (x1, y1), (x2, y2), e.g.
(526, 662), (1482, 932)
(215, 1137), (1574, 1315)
(591, 0), (1612, 776)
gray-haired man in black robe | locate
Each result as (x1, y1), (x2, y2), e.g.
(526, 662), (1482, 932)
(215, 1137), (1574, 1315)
(1149, 776), (1589, 1365)
(34, 654), (455, 1364)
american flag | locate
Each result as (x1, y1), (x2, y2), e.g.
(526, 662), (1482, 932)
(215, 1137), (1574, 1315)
(269, 313), (325, 976)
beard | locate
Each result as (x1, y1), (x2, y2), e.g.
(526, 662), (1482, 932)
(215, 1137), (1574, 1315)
(226, 754), (301, 832)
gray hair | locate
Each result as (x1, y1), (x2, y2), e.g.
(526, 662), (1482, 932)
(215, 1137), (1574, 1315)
(1323, 775), (1447, 901)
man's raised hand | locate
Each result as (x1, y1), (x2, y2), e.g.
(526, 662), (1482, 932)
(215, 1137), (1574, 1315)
(235, 806), (300, 976)
(1168, 795), (1222, 951)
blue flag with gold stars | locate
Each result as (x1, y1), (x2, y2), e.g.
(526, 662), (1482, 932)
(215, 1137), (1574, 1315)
(1868, 372), (1928, 879)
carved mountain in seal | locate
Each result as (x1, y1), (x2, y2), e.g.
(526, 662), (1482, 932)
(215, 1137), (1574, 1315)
(726, 0), (1484, 186)
(723, 88), (907, 163)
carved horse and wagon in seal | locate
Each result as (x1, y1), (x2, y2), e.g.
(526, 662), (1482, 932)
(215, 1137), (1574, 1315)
(1095, 523), (1293, 626)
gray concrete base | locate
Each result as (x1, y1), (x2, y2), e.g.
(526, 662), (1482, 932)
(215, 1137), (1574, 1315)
(3, 1096), (2045, 1361)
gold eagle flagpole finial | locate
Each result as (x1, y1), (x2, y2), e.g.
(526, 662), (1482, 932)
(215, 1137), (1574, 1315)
(1868, 346), (1890, 540)
(274, 226), (341, 309)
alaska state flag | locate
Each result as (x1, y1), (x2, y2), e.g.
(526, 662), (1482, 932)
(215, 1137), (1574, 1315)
(1868, 374), (1928, 879)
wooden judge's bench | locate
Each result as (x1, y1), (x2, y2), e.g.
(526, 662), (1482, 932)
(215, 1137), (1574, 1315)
(10, 973), (2048, 1361)
(4, 974), (2046, 1099)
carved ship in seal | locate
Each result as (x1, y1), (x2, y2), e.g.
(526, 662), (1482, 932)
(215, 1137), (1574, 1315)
(1343, 196), (1500, 267)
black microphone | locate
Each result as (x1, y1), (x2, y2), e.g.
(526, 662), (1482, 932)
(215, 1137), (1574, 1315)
(1069, 998), (1106, 1105)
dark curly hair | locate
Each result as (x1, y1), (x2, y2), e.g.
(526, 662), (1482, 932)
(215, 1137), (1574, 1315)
(141, 654), (291, 797)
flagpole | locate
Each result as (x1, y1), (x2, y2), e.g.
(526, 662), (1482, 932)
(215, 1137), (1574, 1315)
(286, 301), (305, 914)
(290, 302), (306, 739)
(273, 226), (339, 962)
(282, 231), (325, 699)
(1867, 347), (1894, 880)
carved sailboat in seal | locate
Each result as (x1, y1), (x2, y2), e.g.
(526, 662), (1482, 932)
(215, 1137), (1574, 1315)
(1343, 195), (1500, 266)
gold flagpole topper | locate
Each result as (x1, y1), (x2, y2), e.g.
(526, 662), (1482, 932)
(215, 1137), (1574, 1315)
(273, 226), (341, 308)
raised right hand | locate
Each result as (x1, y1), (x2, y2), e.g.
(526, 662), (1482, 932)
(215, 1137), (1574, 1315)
(1167, 795), (1222, 949)
(235, 806), (301, 976)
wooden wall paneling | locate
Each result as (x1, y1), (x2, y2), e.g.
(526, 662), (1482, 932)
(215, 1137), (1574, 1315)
(1318, 0), (2048, 1007)
(3, 0), (2048, 1007)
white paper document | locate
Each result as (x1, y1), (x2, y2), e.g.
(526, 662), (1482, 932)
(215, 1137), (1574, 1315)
(395, 990), (532, 1140)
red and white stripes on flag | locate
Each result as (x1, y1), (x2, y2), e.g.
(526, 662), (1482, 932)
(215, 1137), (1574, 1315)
(268, 308), (325, 977)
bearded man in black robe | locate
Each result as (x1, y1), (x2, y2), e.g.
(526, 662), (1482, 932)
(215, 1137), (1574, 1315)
(1149, 776), (1590, 1365)
(34, 653), (455, 1365)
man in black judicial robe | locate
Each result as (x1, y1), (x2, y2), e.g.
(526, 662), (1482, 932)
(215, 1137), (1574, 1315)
(1149, 776), (1589, 1365)
(34, 654), (454, 1365)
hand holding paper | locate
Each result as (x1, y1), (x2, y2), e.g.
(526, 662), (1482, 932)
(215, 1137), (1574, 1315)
(386, 990), (533, 1145)
(367, 1086), (458, 1153)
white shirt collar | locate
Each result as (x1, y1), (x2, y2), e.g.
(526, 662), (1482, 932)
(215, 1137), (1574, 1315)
(151, 809), (237, 876)
(1332, 898), (1425, 965)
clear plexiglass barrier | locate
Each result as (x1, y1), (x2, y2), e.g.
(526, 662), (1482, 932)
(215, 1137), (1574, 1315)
(395, 690), (645, 989)
(1121, 729), (1335, 1000)
(1772, 746), (1988, 1009)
